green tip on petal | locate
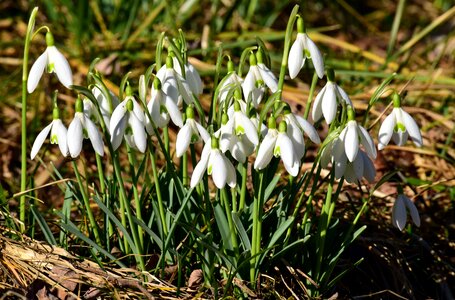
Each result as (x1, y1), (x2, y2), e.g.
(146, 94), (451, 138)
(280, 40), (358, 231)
(125, 84), (133, 96)
(211, 136), (219, 149)
(45, 31), (54, 46)
(249, 52), (257, 66)
(392, 92), (401, 108)
(186, 105), (195, 119)
(278, 121), (287, 133)
(327, 68), (335, 82)
(394, 122), (406, 132)
(75, 96), (83, 113)
(126, 98), (134, 111)
(267, 116), (277, 129)
(297, 17), (305, 33)
(153, 77), (162, 90)
(347, 106), (355, 121)
(227, 60), (235, 73)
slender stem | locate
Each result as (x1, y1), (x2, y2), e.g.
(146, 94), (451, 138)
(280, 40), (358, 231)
(221, 188), (238, 255)
(72, 161), (101, 245)
(182, 152), (188, 186)
(239, 162), (248, 211)
(126, 144), (144, 249)
(20, 7), (39, 233)
(95, 154), (106, 193)
(149, 143), (168, 236)
(304, 72), (319, 119)
(250, 171), (265, 284)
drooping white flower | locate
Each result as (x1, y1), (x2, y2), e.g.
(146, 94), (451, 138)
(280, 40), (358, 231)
(175, 106), (210, 157)
(378, 93), (423, 150)
(28, 32), (73, 93)
(254, 119), (300, 176)
(312, 69), (353, 124)
(190, 137), (237, 189)
(156, 55), (193, 105)
(242, 52), (278, 107)
(392, 193), (420, 231)
(31, 102), (68, 159)
(339, 108), (377, 162)
(145, 77), (181, 134)
(109, 87), (147, 153)
(172, 57), (203, 96)
(217, 60), (243, 105)
(288, 18), (324, 79)
(91, 85), (119, 129)
(283, 107), (321, 160)
(67, 97), (104, 158)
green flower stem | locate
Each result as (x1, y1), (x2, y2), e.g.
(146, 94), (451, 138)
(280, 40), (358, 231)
(126, 144), (144, 249)
(72, 161), (101, 245)
(304, 72), (319, 120)
(182, 152), (188, 186)
(163, 126), (169, 153)
(221, 188), (238, 255)
(20, 7), (39, 233)
(149, 142), (168, 237)
(95, 154), (106, 194)
(250, 171), (265, 284)
(276, 5), (299, 98)
(239, 162), (248, 212)
(314, 170), (335, 280)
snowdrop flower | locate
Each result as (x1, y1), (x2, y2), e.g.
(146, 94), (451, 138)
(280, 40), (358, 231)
(254, 118), (300, 176)
(282, 106), (321, 160)
(288, 18), (324, 79)
(109, 86), (147, 153)
(175, 106), (210, 157)
(339, 107), (377, 162)
(91, 85), (119, 129)
(218, 60), (243, 105)
(28, 32), (73, 93)
(172, 57), (203, 96)
(392, 193), (420, 231)
(31, 100), (68, 159)
(67, 96), (104, 158)
(242, 51), (278, 107)
(190, 137), (237, 189)
(146, 77), (181, 134)
(312, 69), (353, 124)
(156, 55), (193, 106)
(378, 93), (423, 150)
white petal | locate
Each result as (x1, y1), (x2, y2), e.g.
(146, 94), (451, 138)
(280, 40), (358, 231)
(52, 119), (68, 156)
(322, 83), (338, 124)
(242, 69), (256, 101)
(186, 63), (203, 95)
(305, 34), (324, 79)
(30, 122), (52, 159)
(67, 116), (83, 158)
(210, 150), (227, 189)
(276, 133), (296, 175)
(258, 64), (278, 92)
(85, 117), (104, 156)
(190, 144), (210, 188)
(176, 75), (194, 105)
(223, 155), (237, 187)
(131, 98), (144, 123)
(165, 96), (183, 127)
(336, 85), (353, 107)
(130, 115), (147, 153)
(405, 196), (420, 227)
(344, 121), (359, 162)
(362, 152), (376, 183)
(378, 111), (397, 150)
(195, 122), (210, 142)
(48, 46), (73, 89)
(334, 152), (347, 180)
(162, 72), (180, 104)
(254, 131), (277, 170)
(236, 113), (259, 145)
(401, 109), (423, 147)
(311, 85), (326, 122)
(351, 152), (364, 182)
(392, 195), (407, 231)
(295, 115), (321, 144)
(358, 125), (377, 159)
(392, 129), (408, 146)
(27, 50), (48, 93)
(176, 123), (192, 157)
(288, 35), (305, 79)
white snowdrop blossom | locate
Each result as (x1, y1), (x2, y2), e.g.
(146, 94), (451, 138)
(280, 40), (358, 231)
(254, 119), (300, 176)
(91, 85), (119, 129)
(28, 32), (73, 93)
(312, 69), (353, 124)
(218, 60), (243, 105)
(109, 88), (147, 153)
(67, 97), (104, 158)
(283, 108), (321, 160)
(146, 78), (181, 134)
(288, 18), (324, 79)
(175, 106), (210, 157)
(339, 108), (377, 162)
(156, 56), (193, 106)
(190, 137), (237, 189)
(31, 102), (68, 159)
(242, 52), (278, 107)
(392, 193), (420, 231)
(172, 57), (203, 96)
(378, 93), (423, 150)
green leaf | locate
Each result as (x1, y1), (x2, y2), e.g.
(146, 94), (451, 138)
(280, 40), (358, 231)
(232, 212), (251, 251)
(30, 204), (57, 245)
